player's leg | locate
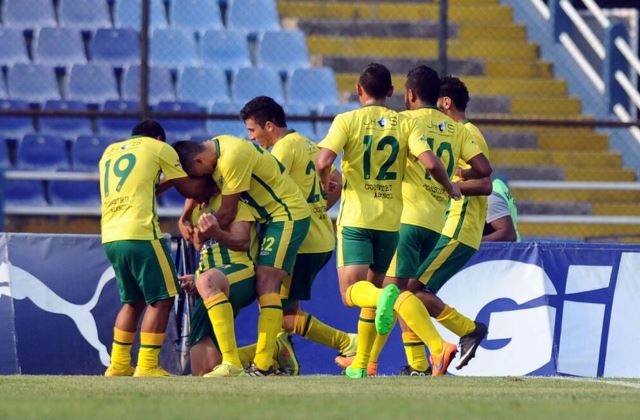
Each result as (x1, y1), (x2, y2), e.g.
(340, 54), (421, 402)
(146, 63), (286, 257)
(188, 296), (223, 376)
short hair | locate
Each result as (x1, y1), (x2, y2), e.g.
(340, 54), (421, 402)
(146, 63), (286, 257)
(406, 65), (440, 105)
(131, 119), (166, 140)
(358, 63), (392, 100)
(173, 140), (206, 174)
(439, 76), (470, 111)
(239, 96), (287, 128)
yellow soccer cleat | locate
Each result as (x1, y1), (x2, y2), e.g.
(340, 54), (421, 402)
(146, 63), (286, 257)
(133, 366), (172, 377)
(203, 362), (246, 378)
(104, 364), (135, 377)
(276, 332), (300, 376)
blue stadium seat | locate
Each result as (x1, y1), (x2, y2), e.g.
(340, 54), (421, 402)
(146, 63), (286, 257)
(123, 65), (175, 104)
(3, 0), (56, 30)
(232, 67), (284, 105)
(33, 27), (87, 67)
(16, 134), (69, 171)
(0, 77), (6, 99)
(0, 100), (34, 139)
(206, 102), (245, 137)
(227, 0), (280, 36)
(97, 100), (140, 138)
(156, 101), (206, 140)
(39, 100), (92, 138)
(91, 28), (140, 67)
(114, 0), (167, 31)
(8, 64), (60, 103)
(161, 186), (186, 207)
(150, 29), (199, 69)
(0, 138), (11, 168)
(316, 103), (360, 140)
(287, 67), (339, 111)
(177, 67), (229, 108)
(59, 0), (111, 30)
(201, 30), (251, 71)
(3, 180), (48, 207)
(283, 103), (316, 140)
(67, 64), (119, 104)
(0, 28), (29, 66)
(72, 134), (111, 171)
(49, 180), (101, 207)
(171, 0), (223, 35)
(257, 30), (309, 73)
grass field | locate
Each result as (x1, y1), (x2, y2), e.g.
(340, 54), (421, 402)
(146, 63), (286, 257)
(1, 376), (640, 419)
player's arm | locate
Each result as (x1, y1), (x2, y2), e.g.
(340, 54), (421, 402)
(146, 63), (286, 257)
(326, 169), (342, 209)
(215, 193), (241, 230)
(461, 154), (492, 180)
(458, 177), (492, 196)
(483, 215), (518, 242)
(178, 198), (198, 241)
(316, 148), (337, 192)
(198, 213), (251, 251)
(317, 114), (347, 191)
(416, 151), (461, 199)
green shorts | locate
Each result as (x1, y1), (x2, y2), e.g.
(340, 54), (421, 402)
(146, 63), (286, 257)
(281, 251), (333, 310)
(258, 217), (311, 273)
(387, 224), (441, 279)
(337, 226), (399, 275)
(415, 235), (477, 293)
(104, 238), (179, 305)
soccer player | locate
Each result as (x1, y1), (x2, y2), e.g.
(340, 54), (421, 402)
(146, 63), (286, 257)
(101, 120), (201, 377)
(239, 97), (357, 373)
(483, 178), (521, 242)
(315, 63), (461, 378)
(173, 135), (311, 376)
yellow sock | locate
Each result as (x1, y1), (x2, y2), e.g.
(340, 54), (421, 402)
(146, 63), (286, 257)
(253, 293), (283, 371)
(394, 291), (444, 356)
(293, 311), (351, 353)
(205, 292), (242, 369)
(368, 314), (396, 363)
(352, 308), (376, 370)
(402, 331), (428, 371)
(345, 281), (382, 308)
(238, 344), (256, 367)
(138, 332), (165, 370)
(110, 327), (135, 367)
(437, 305), (476, 337)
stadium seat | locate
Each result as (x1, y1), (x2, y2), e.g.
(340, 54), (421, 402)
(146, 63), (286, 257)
(67, 64), (119, 104)
(33, 27), (87, 67)
(72, 134), (111, 171)
(39, 100), (92, 138)
(0, 28), (29, 66)
(97, 100), (140, 139)
(287, 67), (339, 111)
(257, 30), (309, 73)
(0, 100), (34, 139)
(114, 0), (167, 31)
(59, 0), (111, 30)
(49, 180), (101, 207)
(206, 102), (245, 138)
(3, 0), (56, 30)
(156, 101), (206, 140)
(150, 29), (200, 69)
(283, 103), (315, 140)
(123, 65), (175, 105)
(161, 186), (186, 207)
(8, 64), (60, 103)
(0, 138), (11, 168)
(226, 0), (280, 36)
(90, 28), (140, 67)
(232, 67), (284, 105)
(171, 0), (223, 35)
(16, 134), (70, 171)
(3, 180), (48, 207)
(177, 67), (229, 109)
(316, 103), (360, 140)
(200, 30), (251, 71)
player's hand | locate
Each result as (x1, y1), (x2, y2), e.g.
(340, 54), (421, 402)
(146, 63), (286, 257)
(198, 213), (220, 238)
(178, 217), (194, 242)
(179, 275), (197, 295)
(192, 228), (205, 251)
(455, 166), (463, 179)
(327, 171), (342, 193)
(448, 182), (462, 200)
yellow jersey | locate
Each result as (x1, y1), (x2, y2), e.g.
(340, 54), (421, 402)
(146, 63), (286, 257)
(100, 136), (187, 243)
(211, 135), (310, 223)
(400, 107), (482, 232)
(319, 105), (430, 232)
(441, 121), (491, 249)
(271, 130), (334, 254)
(191, 194), (258, 269)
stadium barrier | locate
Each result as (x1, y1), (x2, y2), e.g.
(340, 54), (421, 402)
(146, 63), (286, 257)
(0, 233), (638, 377)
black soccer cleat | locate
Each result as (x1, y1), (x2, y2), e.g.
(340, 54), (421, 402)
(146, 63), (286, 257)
(399, 365), (431, 376)
(455, 322), (488, 370)
(245, 362), (288, 377)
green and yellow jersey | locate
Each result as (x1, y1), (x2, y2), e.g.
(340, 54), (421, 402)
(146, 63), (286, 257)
(100, 136), (187, 243)
(211, 135), (310, 223)
(271, 130), (334, 254)
(441, 121), (491, 249)
(319, 105), (430, 232)
(400, 107), (482, 233)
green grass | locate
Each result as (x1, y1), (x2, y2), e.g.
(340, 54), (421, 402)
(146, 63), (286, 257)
(1, 376), (639, 419)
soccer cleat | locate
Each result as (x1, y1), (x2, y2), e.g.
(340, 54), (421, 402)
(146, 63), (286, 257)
(334, 333), (358, 369)
(399, 365), (431, 376)
(430, 342), (458, 376)
(245, 362), (288, 377)
(133, 366), (172, 377)
(375, 284), (399, 335)
(345, 365), (367, 379)
(456, 322), (488, 370)
(367, 361), (378, 377)
(276, 332), (300, 376)
(334, 354), (354, 369)
(203, 362), (246, 378)
(104, 364), (134, 377)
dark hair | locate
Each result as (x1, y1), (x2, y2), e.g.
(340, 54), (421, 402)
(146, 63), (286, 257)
(439, 76), (470, 111)
(131, 119), (166, 140)
(358, 63), (392, 100)
(173, 140), (206, 174)
(406, 65), (440, 105)
(239, 96), (287, 128)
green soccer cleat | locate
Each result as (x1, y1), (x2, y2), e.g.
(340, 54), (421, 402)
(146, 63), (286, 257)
(203, 362), (246, 378)
(345, 365), (367, 379)
(375, 284), (399, 335)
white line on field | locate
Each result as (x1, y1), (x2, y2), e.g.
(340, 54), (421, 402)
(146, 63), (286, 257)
(535, 376), (640, 389)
